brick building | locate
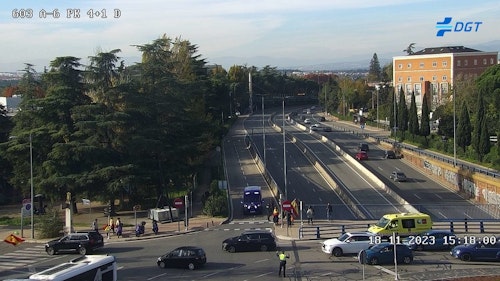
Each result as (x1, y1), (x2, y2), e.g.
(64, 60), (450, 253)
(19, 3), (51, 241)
(392, 46), (498, 111)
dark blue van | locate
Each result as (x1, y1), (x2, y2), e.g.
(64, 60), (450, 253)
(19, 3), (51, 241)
(242, 186), (263, 215)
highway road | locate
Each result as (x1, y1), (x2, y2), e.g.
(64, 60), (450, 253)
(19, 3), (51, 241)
(297, 112), (495, 221)
(244, 112), (357, 220)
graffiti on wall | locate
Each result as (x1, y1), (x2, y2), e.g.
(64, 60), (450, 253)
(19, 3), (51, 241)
(444, 170), (458, 185)
(462, 178), (478, 199)
(482, 188), (500, 205)
(424, 160), (442, 177)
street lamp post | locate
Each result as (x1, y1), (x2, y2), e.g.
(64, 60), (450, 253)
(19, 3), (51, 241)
(282, 98), (287, 201)
(453, 88), (457, 166)
(29, 132), (34, 239)
(262, 95), (266, 170)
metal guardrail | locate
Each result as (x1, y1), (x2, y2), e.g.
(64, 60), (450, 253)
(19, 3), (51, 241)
(298, 220), (500, 240)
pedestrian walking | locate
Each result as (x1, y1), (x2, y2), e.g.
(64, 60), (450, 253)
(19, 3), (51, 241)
(326, 203), (333, 221)
(306, 206), (314, 225)
(91, 218), (99, 232)
(115, 218), (122, 238)
(109, 217), (115, 234)
(286, 211), (292, 227)
(272, 207), (279, 225)
(152, 220), (159, 235)
(104, 224), (111, 239)
(266, 202), (271, 221)
(276, 250), (290, 277)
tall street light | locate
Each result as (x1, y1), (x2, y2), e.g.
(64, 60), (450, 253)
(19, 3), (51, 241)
(282, 98), (287, 201)
(453, 88), (457, 166)
(29, 132), (34, 239)
(262, 95), (266, 170)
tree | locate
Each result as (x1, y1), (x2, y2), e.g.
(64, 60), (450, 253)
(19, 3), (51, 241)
(389, 88), (399, 135)
(403, 43), (416, 55)
(397, 88), (408, 139)
(408, 92), (419, 138)
(472, 93), (490, 161)
(456, 100), (472, 153)
(367, 53), (381, 82)
(420, 93), (431, 143)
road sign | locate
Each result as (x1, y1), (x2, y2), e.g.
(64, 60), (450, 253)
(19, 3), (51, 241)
(282, 200), (292, 211)
(133, 204), (141, 211)
(173, 198), (184, 208)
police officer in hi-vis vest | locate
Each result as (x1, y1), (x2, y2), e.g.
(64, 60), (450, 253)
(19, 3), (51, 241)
(277, 250), (290, 277)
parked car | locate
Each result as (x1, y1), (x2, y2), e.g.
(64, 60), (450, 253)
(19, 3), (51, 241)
(157, 246), (207, 270)
(222, 230), (276, 252)
(322, 232), (375, 257)
(356, 151), (368, 160)
(359, 242), (413, 265)
(45, 231), (104, 255)
(403, 230), (458, 251)
(358, 143), (369, 152)
(319, 116), (326, 122)
(390, 171), (407, 182)
(304, 118), (311, 124)
(450, 241), (500, 262)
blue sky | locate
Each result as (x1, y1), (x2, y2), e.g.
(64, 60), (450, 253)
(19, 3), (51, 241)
(1, 0), (499, 72)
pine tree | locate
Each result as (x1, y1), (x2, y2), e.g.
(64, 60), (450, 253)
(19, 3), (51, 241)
(420, 93), (431, 143)
(472, 93), (490, 161)
(368, 53), (381, 82)
(456, 100), (472, 153)
(397, 89), (408, 138)
(408, 92), (419, 138)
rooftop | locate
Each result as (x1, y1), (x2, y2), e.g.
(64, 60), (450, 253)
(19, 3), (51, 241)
(411, 46), (482, 55)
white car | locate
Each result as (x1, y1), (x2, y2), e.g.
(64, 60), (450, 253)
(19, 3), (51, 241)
(321, 232), (375, 257)
(310, 124), (321, 131)
(304, 118), (311, 124)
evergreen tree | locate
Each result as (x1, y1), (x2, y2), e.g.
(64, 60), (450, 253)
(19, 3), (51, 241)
(368, 53), (381, 82)
(397, 88), (408, 138)
(420, 93), (431, 142)
(472, 93), (490, 161)
(408, 92), (419, 138)
(456, 100), (472, 153)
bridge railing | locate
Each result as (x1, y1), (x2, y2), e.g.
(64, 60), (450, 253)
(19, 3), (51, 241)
(297, 219), (500, 240)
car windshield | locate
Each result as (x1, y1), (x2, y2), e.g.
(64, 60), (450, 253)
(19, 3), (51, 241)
(337, 233), (349, 241)
(375, 217), (390, 228)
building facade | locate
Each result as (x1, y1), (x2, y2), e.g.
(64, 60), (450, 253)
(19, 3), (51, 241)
(393, 46), (498, 111)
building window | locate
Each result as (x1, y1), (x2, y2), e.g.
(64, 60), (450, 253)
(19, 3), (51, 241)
(442, 75), (447, 81)
(440, 83), (449, 94)
(407, 63), (412, 68)
(431, 83), (438, 95)
(398, 76), (402, 82)
(432, 61), (437, 67)
(407, 76), (412, 82)
(419, 62), (424, 68)
(464, 60), (468, 66)
(419, 76), (424, 82)
(491, 58), (495, 64)
(457, 60), (461, 67)
(474, 59), (477, 65)
(406, 84), (412, 94)
(483, 58), (487, 65)
(432, 75), (437, 81)
(398, 63), (403, 69)
(414, 83), (422, 95)
(442, 61), (447, 67)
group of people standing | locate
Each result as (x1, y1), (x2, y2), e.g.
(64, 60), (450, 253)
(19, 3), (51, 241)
(266, 202), (334, 225)
(91, 217), (123, 238)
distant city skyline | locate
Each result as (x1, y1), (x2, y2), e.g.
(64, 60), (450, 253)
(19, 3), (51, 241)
(1, 0), (499, 72)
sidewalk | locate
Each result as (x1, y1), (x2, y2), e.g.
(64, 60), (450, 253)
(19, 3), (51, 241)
(0, 149), (227, 250)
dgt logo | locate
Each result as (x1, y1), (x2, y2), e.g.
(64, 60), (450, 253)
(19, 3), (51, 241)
(436, 17), (483, 37)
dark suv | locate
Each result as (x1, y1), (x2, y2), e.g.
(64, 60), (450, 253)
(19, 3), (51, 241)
(45, 231), (104, 255)
(222, 230), (276, 252)
(359, 143), (369, 152)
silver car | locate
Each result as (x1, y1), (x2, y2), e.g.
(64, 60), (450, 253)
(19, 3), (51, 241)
(322, 232), (375, 257)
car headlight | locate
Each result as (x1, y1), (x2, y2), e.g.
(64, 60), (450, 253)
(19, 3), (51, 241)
(157, 257), (161, 262)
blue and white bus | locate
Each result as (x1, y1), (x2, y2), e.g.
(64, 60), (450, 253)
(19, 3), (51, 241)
(25, 255), (117, 281)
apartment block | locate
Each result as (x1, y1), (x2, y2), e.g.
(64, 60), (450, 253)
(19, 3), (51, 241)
(393, 46), (498, 111)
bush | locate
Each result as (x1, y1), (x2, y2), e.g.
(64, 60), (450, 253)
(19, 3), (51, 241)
(37, 209), (64, 239)
(202, 193), (228, 217)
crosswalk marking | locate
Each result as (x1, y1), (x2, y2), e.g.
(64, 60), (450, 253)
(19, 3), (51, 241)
(0, 245), (48, 272)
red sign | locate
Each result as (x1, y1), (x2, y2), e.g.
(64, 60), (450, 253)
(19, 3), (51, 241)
(173, 198), (184, 208)
(282, 200), (292, 211)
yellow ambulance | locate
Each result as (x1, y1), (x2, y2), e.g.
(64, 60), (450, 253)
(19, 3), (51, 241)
(368, 212), (432, 237)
